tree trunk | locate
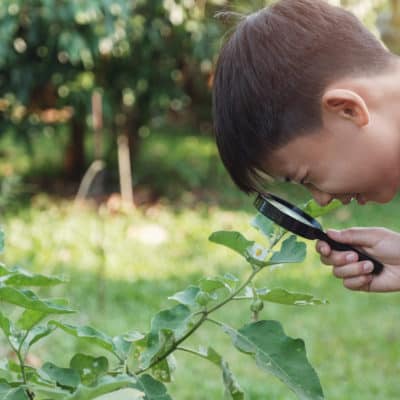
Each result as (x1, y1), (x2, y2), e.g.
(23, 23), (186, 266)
(64, 116), (86, 180)
(124, 107), (141, 161)
(117, 132), (134, 206)
(92, 91), (103, 160)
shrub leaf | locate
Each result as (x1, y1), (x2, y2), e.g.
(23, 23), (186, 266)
(223, 320), (324, 400)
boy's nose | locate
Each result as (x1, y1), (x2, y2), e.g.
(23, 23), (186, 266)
(307, 187), (333, 206)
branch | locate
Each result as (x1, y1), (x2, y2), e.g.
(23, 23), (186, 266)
(134, 229), (289, 376)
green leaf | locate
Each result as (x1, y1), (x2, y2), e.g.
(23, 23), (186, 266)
(0, 381), (12, 397)
(224, 320), (324, 400)
(0, 269), (66, 287)
(0, 263), (10, 276)
(0, 312), (22, 351)
(199, 277), (230, 294)
(209, 231), (268, 267)
(0, 379), (20, 400)
(41, 362), (81, 389)
(151, 355), (175, 383)
(222, 360), (245, 400)
(302, 199), (342, 218)
(24, 385), (69, 399)
(149, 304), (191, 339)
(17, 298), (70, 330)
(0, 311), (12, 337)
(0, 287), (75, 314)
(95, 388), (145, 399)
(66, 375), (141, 400)
(198, 345), (222, 366)
(209, 231), (254, 257)
(140, 304), (191, 368)
(123, 331), (145, 343)
(70, 354), (109, 386)
(198, 346), (244, 400)
(1, 386), (30, 400)
(49, 321), (121, 359)
(257, 289), (328, 306)
(132, 374), (172, 400)
(2, 360), (23, 375)
(267, 236), (306, 265)
(221, 273), (239, 291)
(21, 324), (56, 356)
(112, 335), (132, 360)
(195, 291), (212, 306)
(0, 230), (4, 254)
(4, 361), (38, 383)
(17, 309), (48, 331)
(251, 213), (274, 237)
(168, 285), (200, 306)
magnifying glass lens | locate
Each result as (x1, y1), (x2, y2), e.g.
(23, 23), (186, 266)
(266, 198), (315, 227)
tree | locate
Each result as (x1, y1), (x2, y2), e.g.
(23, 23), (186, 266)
(0, 0), (225, 181)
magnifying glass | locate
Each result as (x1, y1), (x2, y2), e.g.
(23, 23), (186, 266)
(254, 193), (383, 275)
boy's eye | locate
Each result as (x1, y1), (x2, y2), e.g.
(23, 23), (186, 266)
(284, 176), (307, 185)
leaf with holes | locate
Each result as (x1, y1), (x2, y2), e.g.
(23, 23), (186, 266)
(69, 353), (108, 386)
(267, 236), (306, 265)
(223, 320), (324, 400)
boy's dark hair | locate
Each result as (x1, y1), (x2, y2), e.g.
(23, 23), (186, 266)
(212, 0), (394, 193)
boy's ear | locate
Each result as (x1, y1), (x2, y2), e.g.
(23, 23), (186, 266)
(322, 89), (370, 127)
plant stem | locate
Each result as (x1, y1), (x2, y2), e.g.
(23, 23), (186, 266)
(4, 329), (29, 388)
(16, 328), (34, 387)
(205, 317), (224, 327)
(16, 349), (34, 399)
(176, 346), (205, 358)
(252, 311), (259, 322)
(16, 350), (27, 384)
(205, 268), (258, 315)
(134, 311), (208, 375)
(134, 231), (288, 376)
(134, 268), (260, 376)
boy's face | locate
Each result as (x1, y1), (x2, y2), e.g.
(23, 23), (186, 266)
(264, 114), (400, 205)
(264, 72), (400, 205)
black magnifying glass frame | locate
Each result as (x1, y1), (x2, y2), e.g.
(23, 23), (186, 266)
(254, 193), (383, 275)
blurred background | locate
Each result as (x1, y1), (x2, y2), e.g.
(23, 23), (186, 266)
(1, 0), (400, 398)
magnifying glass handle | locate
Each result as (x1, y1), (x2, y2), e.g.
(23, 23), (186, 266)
(319, 233), (383, 275)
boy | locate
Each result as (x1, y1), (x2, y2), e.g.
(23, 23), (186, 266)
(212, 0), (400, 292)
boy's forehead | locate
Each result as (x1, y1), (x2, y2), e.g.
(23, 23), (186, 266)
(262, 146), (295, 180)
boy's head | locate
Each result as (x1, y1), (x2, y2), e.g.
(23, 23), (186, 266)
(213, 0), (400, 205)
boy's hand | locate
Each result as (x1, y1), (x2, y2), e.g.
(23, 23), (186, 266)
(316, 228), (400, 292)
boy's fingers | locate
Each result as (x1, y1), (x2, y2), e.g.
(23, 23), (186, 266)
(320, 250), (358, 267)
(342, 274), (373, 291)
(332, 261), (373, 278)
(326, 228), (379, 247)
(316, 240), (331, 256)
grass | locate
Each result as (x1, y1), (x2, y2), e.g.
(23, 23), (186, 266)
(1, 127), (400, 399)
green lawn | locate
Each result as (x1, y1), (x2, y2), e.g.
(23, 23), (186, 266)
(1, 129), (400, 399)
(2, 193), (400, 399)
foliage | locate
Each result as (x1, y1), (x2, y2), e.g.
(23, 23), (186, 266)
(0, 202), (332, 399)
(0, 0), (225, 148)
(0, 0), (392, 184)
(0, 0), (387, 132)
